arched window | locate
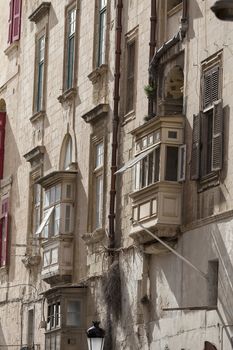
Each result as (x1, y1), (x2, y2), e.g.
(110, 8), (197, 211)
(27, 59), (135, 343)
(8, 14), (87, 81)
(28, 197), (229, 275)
(165, 65), (184, 101)
(60, 134), (73, 170)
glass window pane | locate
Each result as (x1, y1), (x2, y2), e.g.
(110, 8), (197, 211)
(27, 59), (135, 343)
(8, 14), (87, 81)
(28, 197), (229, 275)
(45, 335), (50, 350)
(51, 248), (58, 265)
(43, 251), (50, 267)
(154, 147), (160, 182)
(100, 0), (107, 10)
(45, 190), (50, 208)
(51, 334), (55, 350)
(43, 209), (49, 238)
(50, 186), (55, 205)
(39, 35), (45, 62)
(67, 300), (81, 326)
(66, 184), (72, 198)
(56, 303), (61, 327)
(64, 137), (72, 170)
(65, 204), (71, 232)
(96, 142), (104, 168)
(98, 10), (106, 66)
(96, 175), (103, 228)
(55, 333), (61, 350)
(165, 146), (178, 181)
(54, 205), (60, 235)
(69, 8), (76, 36)
(55, 184), (61, 202)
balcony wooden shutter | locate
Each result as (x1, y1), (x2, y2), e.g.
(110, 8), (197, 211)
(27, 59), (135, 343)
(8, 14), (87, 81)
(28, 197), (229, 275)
(8, 0), (13, 44)
(203, 66), (219, 110)
(190, 113), (201, 180)
(0, 113), (6, 179)
(204, 341), (217, 350)
(200, 111), (208, 177)
(211, 99), (223, 171)
(0, 198), (9, 267)
(12, 0), (22, 42)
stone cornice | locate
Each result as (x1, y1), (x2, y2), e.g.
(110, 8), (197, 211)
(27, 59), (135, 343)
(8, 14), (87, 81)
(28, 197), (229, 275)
(29, 2), (51, 23)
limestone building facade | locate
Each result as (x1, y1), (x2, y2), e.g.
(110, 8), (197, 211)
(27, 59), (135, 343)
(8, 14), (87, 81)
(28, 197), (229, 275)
(0, 0), (233, 349)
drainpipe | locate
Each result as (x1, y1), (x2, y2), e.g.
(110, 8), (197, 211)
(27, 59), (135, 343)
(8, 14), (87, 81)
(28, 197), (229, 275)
(148, 0), (157, 117)
(108, 0), (123, 251)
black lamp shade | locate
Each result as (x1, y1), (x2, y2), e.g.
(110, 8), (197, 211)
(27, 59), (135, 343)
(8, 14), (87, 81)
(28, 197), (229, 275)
(211, 0), (233, 21)
(87, 321), (105, 350)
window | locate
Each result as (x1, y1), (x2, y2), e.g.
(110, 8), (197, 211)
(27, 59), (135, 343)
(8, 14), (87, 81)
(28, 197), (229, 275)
(32, 183), (42, 234)
(27, 309), (35, 347)
(98, 0), (107, 66)
(8, 0), (22, 44)
(34, 33), (46, 112)
(45, 289), (86, 350)
(44, 184), (61, 238)
(65, 6), (77, 90)
(94, 142), (104, 229)
(0, 197), (10, 267)
(126, 40), (136, 114)
(135, 148), (160, 190)
(165, 146), (178, 181)
(45, 333), (61, 350)
(134, 132), (160, 191)
(0, 112), (6, 179)
(67, 300), (81, 326)
(191, 61), (223, 181)
(47, 302), (61, 330)
(208, 260), (218, 306)
(36, 179), (74, 239)
(43, 247), (58, 267)
(60, 134), (73, 170)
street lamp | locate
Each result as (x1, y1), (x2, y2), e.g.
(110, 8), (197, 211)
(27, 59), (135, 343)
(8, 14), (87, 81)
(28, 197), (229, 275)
(211, 0), (233, 21)
(86, 321), (105, 350)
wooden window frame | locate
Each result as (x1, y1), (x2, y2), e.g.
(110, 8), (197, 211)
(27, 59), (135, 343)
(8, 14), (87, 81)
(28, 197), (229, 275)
(97, 0), (107, 66)
(191, 55), (223, 184)
(0, 197), (10, 268)
(63, 3), (78, 92)
(8, 0), (22, 44)
(33, 28), (48, 114)
(123, 27), (138, 118)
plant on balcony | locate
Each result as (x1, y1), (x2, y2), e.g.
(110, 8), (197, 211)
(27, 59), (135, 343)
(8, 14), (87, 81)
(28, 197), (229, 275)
(144, 83), (156, 98)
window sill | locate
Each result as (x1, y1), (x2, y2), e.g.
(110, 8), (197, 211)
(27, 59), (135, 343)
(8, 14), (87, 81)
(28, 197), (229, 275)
(30, 110), (46, 124)
(167, 3), (182, 17)
(130, 180), (181, 201)
(198, 172), (219, 192)
(81, 103), (109, 124)
(88, 64), (108, 84)
(41, 233), (73, 246)
(58, 87), (77, 104)
(4, 41), (19, 56)
(82, 228), (105, 245)
(121, 110), (136, 126)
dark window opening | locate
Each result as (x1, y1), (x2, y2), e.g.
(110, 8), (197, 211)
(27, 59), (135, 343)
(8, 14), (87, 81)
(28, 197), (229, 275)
(165, 146), (178, 181)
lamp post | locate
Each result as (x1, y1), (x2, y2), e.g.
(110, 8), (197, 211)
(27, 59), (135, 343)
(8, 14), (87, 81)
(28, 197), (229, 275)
(86, 321), (105, 350)
(211, 0), (233, 21)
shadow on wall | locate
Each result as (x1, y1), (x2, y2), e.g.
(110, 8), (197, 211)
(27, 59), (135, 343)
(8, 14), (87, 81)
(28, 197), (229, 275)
(187, 0), (203, 41)
(0, 322), (7, 348)
(212, 222), (233, 343)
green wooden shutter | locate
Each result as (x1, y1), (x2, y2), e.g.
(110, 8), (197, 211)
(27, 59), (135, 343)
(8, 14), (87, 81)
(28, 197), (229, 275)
(211, 99), (223, 171)
(191, 113), (201, 180)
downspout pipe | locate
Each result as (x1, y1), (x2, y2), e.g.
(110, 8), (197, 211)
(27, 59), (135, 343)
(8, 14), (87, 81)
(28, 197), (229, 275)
(148, 0), (157, 117)
(108, 0), (123, 250)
